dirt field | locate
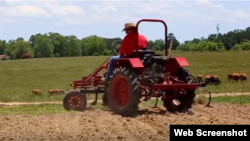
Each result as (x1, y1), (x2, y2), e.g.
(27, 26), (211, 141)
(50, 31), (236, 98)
(0, 102), (250, 141)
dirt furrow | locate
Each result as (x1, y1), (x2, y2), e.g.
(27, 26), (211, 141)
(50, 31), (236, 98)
(0, 103), (249, 141)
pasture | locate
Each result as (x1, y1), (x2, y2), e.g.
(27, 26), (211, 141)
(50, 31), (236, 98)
(0, 51), (250, 102)
(1, 51), (250, 140)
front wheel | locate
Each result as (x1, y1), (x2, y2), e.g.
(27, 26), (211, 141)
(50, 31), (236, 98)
(108, 67), (141, 117)
(63, 89), (87, 111)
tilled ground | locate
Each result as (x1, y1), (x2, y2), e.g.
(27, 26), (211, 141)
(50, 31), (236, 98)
(0, 103), (249, 141)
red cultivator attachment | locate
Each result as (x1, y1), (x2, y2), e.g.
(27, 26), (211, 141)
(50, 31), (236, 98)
(63, 19), (212, 117)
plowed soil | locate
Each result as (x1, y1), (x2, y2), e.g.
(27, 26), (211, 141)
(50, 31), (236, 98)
(0, 102), (250, 141)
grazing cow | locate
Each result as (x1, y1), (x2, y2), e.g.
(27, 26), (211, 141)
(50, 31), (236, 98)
(228, 73), (234, 81)
(204, 75), (221, 85)
(196, 74), (204, 83)
(55, 89), (64, 95)
(49, 89), (65, 95)
(32, 89), (41, 95)
(214, 75), (219, 79)
(240, 73), (247, 82)
(232, 73), (241, 82)
(48, 89), (55, 96)
(48, 89), (64, 96)
(204, 75), (211, 81)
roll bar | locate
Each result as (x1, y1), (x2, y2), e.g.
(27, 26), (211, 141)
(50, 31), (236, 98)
(135, 19), (168, 57)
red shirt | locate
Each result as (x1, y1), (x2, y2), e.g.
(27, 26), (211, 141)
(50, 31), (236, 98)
(119, 31), (148, 57)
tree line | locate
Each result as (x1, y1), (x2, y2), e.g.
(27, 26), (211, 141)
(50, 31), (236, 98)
(0, 26), (249, 60)
(0, 32), (180, 59)
(176, 27), (250, 52)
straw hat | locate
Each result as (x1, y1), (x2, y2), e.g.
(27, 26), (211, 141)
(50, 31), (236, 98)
(122, 22), (136, 31)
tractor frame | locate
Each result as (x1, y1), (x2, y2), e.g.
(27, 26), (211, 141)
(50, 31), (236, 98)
(63, 19), (211, 117)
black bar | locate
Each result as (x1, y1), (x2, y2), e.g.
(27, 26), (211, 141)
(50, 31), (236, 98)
(170, 125), (250, 141)
(80, 87), (106, 94)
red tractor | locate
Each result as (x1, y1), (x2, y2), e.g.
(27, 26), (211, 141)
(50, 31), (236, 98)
(63, 19), (211, 117)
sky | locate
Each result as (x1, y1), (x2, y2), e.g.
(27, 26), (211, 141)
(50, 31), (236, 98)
(0, 0), (250, 44)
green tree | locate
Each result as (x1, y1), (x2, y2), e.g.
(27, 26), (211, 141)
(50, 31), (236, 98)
(64, 35), (81, 57)
(82, 35), (106, 56)
(167, 33), (180, 50)
(0, 40), (7, 55)
(240, 40), (250, 51)
(13, 40), (33, 59)
(4, 40), (16, 59)
(154, 39), (165, 51)
(33, 34), (54, 58)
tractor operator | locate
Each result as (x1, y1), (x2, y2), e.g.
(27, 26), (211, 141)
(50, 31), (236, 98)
(101, 22), (148, 85)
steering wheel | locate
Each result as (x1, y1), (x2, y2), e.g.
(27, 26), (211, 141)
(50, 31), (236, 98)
(111, 40), (122, 55)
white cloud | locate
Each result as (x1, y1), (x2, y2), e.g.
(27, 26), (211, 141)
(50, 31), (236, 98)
(41, 0), (85, 17)
(0, 0), (249, 26)
(0, 5), (50, 18)
(61, 0), (250, 26)
(0, 0), (85, 24)
(0, 18), (17, 25)
(3, 0), (23, 5)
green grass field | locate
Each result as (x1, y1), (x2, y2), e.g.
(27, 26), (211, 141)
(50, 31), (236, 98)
(0, 51), (250, 102)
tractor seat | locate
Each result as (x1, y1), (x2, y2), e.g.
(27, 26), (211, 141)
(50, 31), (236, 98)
(129, 49), (155, 60)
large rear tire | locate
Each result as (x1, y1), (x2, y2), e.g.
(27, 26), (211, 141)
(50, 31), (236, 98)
(164, 67), (196, 113)
(108, 67), (141, 117)
(63, 89), (87, 111)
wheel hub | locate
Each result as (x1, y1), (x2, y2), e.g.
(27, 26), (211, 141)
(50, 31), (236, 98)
(120, 89), (127, 105)
(172, 99), (181, 106)
(63, 90), (87, 112)
(69, 95), (82, 108)
(111, 75), (130, 109)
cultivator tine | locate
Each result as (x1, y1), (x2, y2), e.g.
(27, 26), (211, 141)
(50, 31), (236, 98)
(198, 87), (212, 108)
(90, 92), (98, 106)
(153, 97), (159, 108)
(204, 90), (212, 107)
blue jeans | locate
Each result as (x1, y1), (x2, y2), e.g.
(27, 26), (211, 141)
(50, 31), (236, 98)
(106, 55), (125, 79)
